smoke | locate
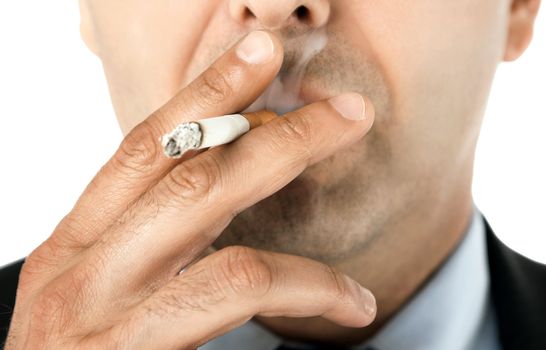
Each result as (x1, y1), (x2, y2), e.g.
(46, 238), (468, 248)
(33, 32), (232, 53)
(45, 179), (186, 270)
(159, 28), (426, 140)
(243, 27), (328, 115)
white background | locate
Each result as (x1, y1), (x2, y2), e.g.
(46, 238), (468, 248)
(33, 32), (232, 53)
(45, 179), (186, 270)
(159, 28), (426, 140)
(0, 2), (545, 267)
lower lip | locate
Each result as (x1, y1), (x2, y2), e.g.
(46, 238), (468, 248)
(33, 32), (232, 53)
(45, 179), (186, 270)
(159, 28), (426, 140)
(299, 84), (329, 105)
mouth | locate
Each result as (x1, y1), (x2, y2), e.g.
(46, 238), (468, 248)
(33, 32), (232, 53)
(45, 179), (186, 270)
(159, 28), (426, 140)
(242, 77), (330, 116)
(243, 27), (329, 115)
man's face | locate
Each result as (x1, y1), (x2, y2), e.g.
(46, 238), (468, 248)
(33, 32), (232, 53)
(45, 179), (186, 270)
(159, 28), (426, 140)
(79, 0), (509, 263)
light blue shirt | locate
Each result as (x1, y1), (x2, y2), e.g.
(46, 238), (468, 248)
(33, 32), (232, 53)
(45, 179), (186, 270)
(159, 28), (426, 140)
(199, 204), (501, 350)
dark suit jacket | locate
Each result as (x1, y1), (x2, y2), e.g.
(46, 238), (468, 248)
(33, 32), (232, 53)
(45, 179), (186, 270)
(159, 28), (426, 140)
(1, 216), (545, 349)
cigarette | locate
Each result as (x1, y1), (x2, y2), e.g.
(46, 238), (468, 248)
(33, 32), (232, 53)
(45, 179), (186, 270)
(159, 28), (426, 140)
(160, 110), (279, 158)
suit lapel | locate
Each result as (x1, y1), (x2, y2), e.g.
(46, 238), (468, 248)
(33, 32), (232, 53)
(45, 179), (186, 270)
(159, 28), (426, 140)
(484, 215), (546, 350)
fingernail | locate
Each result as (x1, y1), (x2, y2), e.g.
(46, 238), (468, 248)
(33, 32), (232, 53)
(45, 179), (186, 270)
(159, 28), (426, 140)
(328, 92), (366, 120)
(236, 31), (275, 65)
(359, 287), (376, 317)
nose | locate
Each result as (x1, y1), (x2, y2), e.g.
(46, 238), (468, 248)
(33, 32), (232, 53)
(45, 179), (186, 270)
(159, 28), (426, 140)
(229, 0), (330, 30)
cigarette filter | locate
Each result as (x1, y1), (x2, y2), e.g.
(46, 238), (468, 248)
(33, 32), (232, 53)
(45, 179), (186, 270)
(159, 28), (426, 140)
(160, 110), (278, 158)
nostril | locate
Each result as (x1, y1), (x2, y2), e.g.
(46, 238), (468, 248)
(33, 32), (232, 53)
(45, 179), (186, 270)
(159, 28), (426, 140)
(243, 7), (256, 20)
(295, 6), (310, 21)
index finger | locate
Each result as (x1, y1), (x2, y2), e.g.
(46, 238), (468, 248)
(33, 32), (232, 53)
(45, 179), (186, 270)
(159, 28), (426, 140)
(74, 92), (374, 313)
(50, 31), (283, 252)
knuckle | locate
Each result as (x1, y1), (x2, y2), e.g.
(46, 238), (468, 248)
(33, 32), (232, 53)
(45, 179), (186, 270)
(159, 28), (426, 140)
(30, 285), (71, 337)
(325, 265), (348, 302)
(23, 241), (58, 276)
(273, 114), (314, 161)
(50, 214), (91, 251)
(30, 264), (98, 334)
(19, 238), (66, 293)
(153, 282), (208, 316)
(17, 258), (43, 297)
(213, 246), (274, 297)
(193, 66), (234, 105)
(160, 154), (223, 205)
(145, 268), (227, 318)
(112, 119), (161, 174)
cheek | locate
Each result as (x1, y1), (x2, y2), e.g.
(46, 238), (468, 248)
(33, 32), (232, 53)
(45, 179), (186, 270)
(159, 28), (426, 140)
(179, 6), (246, 89)
(91, 0), (222, 118)
(355, 1), (508, 159)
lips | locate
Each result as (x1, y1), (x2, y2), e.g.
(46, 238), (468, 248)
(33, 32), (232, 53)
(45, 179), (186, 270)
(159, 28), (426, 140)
(243, 76), (329, 116)
(242, 76), (303, 115)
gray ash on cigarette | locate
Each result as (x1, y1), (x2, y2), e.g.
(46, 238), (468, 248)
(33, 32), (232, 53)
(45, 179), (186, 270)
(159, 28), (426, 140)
(160, 122), (202, 158)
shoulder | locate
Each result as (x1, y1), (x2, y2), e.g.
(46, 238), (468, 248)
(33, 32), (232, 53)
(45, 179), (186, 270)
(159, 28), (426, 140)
(483, 216), (546, 350)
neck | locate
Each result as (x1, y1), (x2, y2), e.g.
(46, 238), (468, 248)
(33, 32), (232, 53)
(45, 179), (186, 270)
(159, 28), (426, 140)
(252, 179), (474, 346)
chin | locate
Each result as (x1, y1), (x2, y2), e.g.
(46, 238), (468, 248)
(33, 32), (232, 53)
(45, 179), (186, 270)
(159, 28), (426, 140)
(213, 173), (356, 263)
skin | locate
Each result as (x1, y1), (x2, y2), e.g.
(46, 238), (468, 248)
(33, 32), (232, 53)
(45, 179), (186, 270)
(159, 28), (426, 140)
(5, 0), (541, 348)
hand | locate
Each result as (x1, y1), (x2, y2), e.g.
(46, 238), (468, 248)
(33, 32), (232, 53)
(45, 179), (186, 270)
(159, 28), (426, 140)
(5, 30), (376, 349)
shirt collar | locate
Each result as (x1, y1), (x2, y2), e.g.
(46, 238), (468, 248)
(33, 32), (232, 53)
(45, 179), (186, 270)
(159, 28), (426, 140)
(199, 204), (489, 350)
(356, 203), (490, 350)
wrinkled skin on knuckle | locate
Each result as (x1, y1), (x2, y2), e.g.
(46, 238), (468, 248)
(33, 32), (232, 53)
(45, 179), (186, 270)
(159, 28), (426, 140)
(145, 268), (227, 320)
(161, 154), (222, 206)
(46, 211), (103, 253)
(28, 285), (74, 346)
(20, 241), (61, 288)
(112, 119), (161, 175)
(271, 114), (314, 164)
(153, 284), (208, 317)
(29, 265), (97, 337)
(324, 265), (349, 304)
(212, 246), (274, 299)
(192, 66), (234, 107)
(28, 253), (108, 345)
(17, 235), (82, 299)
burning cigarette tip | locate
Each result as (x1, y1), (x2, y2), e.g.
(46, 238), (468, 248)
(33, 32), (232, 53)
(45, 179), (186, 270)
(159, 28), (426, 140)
(160, 122), (203, 158)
